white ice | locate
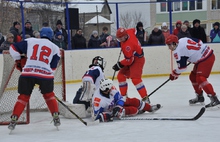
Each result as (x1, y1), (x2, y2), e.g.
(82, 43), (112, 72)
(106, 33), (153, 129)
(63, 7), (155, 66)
(1, 74), (220, 142)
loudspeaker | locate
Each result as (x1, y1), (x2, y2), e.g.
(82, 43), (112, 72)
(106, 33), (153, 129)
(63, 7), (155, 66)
(64, 8), (79, 30)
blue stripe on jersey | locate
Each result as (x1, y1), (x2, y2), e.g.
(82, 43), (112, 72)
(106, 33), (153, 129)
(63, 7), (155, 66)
(114, 92), (124, 107)
(12, 41), (28, 54)
(177, 56), (188, 69)
(83, 68), (100, 83)
(50, 54), (60, 69)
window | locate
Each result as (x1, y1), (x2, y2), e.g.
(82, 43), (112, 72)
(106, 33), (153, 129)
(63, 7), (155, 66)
(197, 0), (202, 9)
(174, 2), (180, 11)
(161, 2), (167, 12)
(182, 1), (188, 11)
(189, 1), (195, 10)
(212, 0), (220, 9)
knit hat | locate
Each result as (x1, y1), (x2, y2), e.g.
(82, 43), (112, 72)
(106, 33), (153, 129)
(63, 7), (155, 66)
(183, 20), (189, 24)
(213, 22), (220, 27)
(6, 33), (14, 39)
(162, 22), (167, 27)
(25, 20), (31, 25)
(56, 31), (62, 37)
(13, 21), (20, 27)
(56, 20), (62, 25)
(193, 19), (200, 25)
(92, 30), (98, 35)
(137, 22), (143, 27)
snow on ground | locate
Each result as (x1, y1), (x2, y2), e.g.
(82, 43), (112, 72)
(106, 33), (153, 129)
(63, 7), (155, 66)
(1, 74), (220, 142)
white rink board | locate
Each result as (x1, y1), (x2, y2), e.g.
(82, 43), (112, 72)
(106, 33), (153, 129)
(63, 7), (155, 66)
(1, 43), (220, 83)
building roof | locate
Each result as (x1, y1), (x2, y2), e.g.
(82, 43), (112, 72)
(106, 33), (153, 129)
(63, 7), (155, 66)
(85, 15), (113, 24)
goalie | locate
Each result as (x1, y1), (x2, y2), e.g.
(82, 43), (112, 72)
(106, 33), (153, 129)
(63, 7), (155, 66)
(92, 79), (161, 122)
(73, 56), (106, 112)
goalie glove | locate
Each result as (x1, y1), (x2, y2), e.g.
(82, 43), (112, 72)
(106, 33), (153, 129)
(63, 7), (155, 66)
(169, 69), (180, 81)
(112, 105), (124, 119)
(99, 112), (113, 122)
(112, 62), (124, 71)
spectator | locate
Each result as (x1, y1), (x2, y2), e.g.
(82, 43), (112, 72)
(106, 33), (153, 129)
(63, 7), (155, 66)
(106, 35), (118, 47)
(161, 22), (170, 41)
(53, 31), (66, 49)
(9, 21), (22, 43)
(191, 19), (207, 43)
(210, 22), (220, 43)
(135, 21), (147, 46)
(177, 24), (192, 39)
(100, 26), (109, 47)
(0, 33), (14, 53)
(21, 20), (34, 37)
(54, 20), (68, 48)
(0, 32), (5, 46)
(88, 30), (101, 48)
(71, 28), (86, 49)
(148, 26), (165, 45)
(33, 31), (40, 38)
(173, 20), (182, 36)
(183, 20), (192, 33)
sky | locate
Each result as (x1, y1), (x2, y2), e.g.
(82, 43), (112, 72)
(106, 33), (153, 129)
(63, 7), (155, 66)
(0, 74), (220, 142)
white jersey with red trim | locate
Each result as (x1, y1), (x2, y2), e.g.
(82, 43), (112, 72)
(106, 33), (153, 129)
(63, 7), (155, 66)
(9, 38), (61, 79)
(173, 37), (213, 74)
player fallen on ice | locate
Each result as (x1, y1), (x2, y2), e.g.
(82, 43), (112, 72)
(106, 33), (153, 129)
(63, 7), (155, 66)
(8, 27), (61, 131)
(166, 35), (220, 108)
(91, 79), (161, 122)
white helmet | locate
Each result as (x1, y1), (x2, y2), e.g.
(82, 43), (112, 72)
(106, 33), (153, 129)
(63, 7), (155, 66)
(90, 56), (106, 70)
(100, 79), (113, 91)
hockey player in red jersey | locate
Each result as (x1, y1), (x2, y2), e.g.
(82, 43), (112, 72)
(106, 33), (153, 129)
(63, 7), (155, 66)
(8, 27), (61, 131)
(166, 35), (220, 108)
(112, 27), (150, 103)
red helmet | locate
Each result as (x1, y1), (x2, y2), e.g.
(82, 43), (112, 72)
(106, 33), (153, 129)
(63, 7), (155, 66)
(165, 35), (179, 45)
(116, 28), (127, 38)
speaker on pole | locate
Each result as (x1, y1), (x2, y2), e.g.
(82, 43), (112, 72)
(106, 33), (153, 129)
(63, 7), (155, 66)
(64, 8), (79, 30)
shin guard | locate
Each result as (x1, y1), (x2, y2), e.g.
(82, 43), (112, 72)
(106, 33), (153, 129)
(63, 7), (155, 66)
(189, 72), (203, 94)
(197, 76), (215, 95)
(131, 78), (147, 99)
(12, 94), (30, 118)
(43, 92), (59, 114)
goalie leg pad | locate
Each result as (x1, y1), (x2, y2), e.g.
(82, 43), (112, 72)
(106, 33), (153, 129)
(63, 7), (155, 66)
(12, 94), (30, 118)
(79, 81), (96, 102)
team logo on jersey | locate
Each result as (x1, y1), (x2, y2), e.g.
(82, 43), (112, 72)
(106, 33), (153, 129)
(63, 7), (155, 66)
(174, 53), (178, 59)
(125, 46), (131, 52)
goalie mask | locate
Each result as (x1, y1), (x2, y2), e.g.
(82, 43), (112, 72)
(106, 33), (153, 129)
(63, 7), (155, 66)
(100, 79), (113, 92)
(90, 56), (106, 70)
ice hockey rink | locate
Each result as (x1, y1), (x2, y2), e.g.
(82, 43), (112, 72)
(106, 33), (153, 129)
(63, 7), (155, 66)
(1, 74), (220, 142)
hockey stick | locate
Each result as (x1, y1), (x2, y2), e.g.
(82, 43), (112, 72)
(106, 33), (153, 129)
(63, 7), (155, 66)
(112, 49), (122, 81)
(55, 96), (99, 126)
(142, 62), (191, 102)
(121, 107), (205, 121)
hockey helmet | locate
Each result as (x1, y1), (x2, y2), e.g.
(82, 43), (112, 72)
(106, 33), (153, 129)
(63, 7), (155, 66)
(116, 27), (127, 38)
(165, 35), (179, 45)
(40, 27), (53, 40)
(100, 79), (113, 92)
(91, 56), (106, 70)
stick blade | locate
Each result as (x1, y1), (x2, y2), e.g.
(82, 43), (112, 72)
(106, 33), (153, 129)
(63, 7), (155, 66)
(192, 107), (206, 120)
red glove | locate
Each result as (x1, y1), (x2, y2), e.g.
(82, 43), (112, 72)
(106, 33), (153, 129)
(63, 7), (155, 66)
(169, 70), (180, 81)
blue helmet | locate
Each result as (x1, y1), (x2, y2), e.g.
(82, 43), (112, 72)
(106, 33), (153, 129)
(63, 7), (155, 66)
(40, 27), (53, 40)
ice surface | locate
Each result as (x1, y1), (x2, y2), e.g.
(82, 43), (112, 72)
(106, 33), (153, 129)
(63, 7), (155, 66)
(1, 75), (220, 142)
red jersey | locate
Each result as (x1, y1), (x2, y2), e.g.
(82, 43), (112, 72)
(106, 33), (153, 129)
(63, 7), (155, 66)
(120, 28), (143, 66)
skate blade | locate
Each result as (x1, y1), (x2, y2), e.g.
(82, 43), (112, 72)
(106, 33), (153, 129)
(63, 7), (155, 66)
(189, 102), (205, 106)
(206, 104), (220, 111)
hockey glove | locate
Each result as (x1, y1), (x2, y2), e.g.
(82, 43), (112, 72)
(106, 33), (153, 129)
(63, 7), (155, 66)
(169, 70), (180, 81)
(99, 112), (113, 122)
(112, 105), (124, 119)
(112, 62), (124, 71)
(15, 60), (22, 72)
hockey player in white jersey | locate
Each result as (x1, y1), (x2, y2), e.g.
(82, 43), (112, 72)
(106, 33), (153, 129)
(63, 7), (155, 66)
(92, 79), (161, 122)
(8, 27), (61, 131)
(73, 56), (105, 110)
(166, 35), (220, 108)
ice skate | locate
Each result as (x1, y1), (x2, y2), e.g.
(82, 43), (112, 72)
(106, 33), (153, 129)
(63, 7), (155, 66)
(149, 104), (161, 113)
(189, 93), (205, 105)
(53, 112), (61, 130)
(205, 95), (220, 108)
(8, 115), (18, 134)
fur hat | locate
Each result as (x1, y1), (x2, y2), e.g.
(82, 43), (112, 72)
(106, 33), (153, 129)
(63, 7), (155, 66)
(13, 21), (20, 27)
(213, 22), (220, 27)
(56, 20), (62, 25)
(193, 19), (200, 25)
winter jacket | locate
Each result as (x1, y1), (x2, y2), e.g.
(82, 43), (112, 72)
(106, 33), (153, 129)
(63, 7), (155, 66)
(148, 29), (165, 45)
(53, 35), (66, 49)
(0, 33), (5, 47)
(210, 28), (220, 42)
(9, 26), (22, 43)
(88, 35), (101, 48)
(136, 28), (146, 46)
(71, 34), (87, 49)
(177, 30), (192, 39)
(100, 33), (109, 46)
(0, 41), (12, 53)
(54, 28), (68, 45)
(190, 26), (207, 43)
(21, 27), (34, 37)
